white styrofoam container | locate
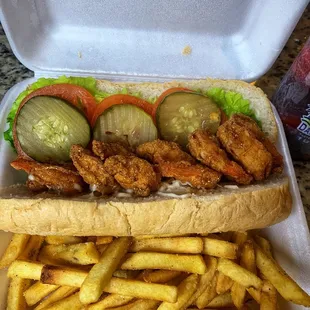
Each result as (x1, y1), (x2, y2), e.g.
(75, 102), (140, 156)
(0, 0), (310, 309)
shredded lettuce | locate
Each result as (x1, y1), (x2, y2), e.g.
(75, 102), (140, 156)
(206, 87), (260, 125)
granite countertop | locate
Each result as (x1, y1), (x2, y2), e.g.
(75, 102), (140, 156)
(0, 7), (309, 227)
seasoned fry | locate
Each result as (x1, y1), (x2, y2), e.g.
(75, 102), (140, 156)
(202, 238), (238, 259)
(18, 235), (44, 260)
(24, 281), (59, 306)
(255, 244), (310, 306)
(0, 234), (30, 269)
(79, 237), (131, 304)
(35, 286), (78, 310)
(183, 256), (218, 309)
(111, 299), (160, 310)
(96, 236), (113, 245)
(142, 270), (181, 283)
(41, 292), (83, 310)
(207, 292), (234, 308)
(231, 231), (248, 254)
(87, 294), (135, 310)
(131, 237), (203, 254)
(217, 258), (263, 289)
(260, 281), (277, 310)
(196, 271), (218, 309)
(158, 274), (199, 310)
(7, 277), (31, 310)
(39, 242), (100, 265)
(7, 260), (44, 280)
(45, 236), (85, 245)
(254, 235), (273, 257)
(216, 271), (233, 294)
(120, 252), (207, 274)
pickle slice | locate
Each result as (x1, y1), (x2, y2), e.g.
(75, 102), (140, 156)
(93, 104), (157, 147)
(156, 92), (221, 147)
(15, 96), (91, 163)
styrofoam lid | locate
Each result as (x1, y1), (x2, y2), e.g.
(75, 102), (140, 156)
(0, 0), (308, 81)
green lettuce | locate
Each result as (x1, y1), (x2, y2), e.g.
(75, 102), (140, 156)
(3, 76), (109, 149)
(205, 87), (260, 125)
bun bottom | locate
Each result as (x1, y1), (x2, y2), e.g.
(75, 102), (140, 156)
(0, 176), (291, 236)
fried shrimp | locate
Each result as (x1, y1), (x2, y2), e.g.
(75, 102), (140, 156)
(92, 140), (133, 161)
(188, 130), (252, 184)
(70, 145), (118, 194)
(103, 155), (161, 197)
(10, 158), (85, 194)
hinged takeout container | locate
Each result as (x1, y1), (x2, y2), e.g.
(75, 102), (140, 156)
(0, 0), (310, 309)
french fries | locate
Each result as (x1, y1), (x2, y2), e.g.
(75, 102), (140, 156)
(121, 252), (207, 274)
(131, 237), (203, 254)
(0, 234), (30, 269)
(2, 232), (310, 310)
(80, 237), (131, 304)
(39, 242), (100, 265)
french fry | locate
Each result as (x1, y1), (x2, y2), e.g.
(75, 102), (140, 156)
(79, 237), (131, 304)
(7, 260), (44, 280)
(0, 234), (30, 269)
(113, 270), (140, 279)
(24, 281), (59, 306)
(254, 235), (273, 257)
(45, 236), (84, 245)
(142, 270), (181, 283)
(255, 244), (310, 306)
(97, 244), (108, 255)
(18, 235), (45, 260)
(216, 271), (233, 294)
(158, 274), (199, 310)
(111, 299), (160, 310)
(39, 242), (100, 265)
(120, 252), (207, 274)
(87, 294), (135, 310)
(96, 236), (113, 245)
(7, 277), (31, 310)
(41, 292), (83, 310)
(260, 281), (277, 310)
(231, 231), (248, 256)
(131, 237), (203, 254)
(195, 271), (218, 309)
(35, 286), (78, 310)
(207, 292), (234, 308)
(202, 238), (238, 259)
(217, 258), (263, 289)
(183, 256), (218, 309)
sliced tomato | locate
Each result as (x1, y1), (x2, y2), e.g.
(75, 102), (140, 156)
(152, 87), (192, 120)
(91, 94), (154, 126)
(18, 84), (97, 121)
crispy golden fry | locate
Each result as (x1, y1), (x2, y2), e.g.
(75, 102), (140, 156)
(113, 270), (140, 279)
(131, 237), (203, 254)
(8, 260), (43, 280)
(92, 140), (133, 160)
(142, 270), (181, 283)
(80, 237), (131, 304)
(41, 292), (83, 310)
(35, 286), (78, 310)
(121, 252), (207, 274)
(255, 244), (310, 306)
(0, 234), (30, 269)
(110, 299), (160, 310)
(207, 292), (234, 308)
(195, 271), (218, 309)
(103, 155), (161, 196)
(39, 242), (99, 266)
(248, 287), (261, 304)
(7, 277), (31, 310)
(97, 244), (108, 255)
(217, 258), (263, 289)
(158, 274), (199, 310)
(87, 294), (135, 310)
(18, 235), (44, 261)
(96, 236), (114, 245)
(231, 232), (248, 252)
(216, 271), (233, 294)
(202, 238), (238, 259)
(260, 281), (277, 310)
(70, 144), (118, 195)
(254, 235), (273, 257)
(24, 281), (59, 306)
(183, 256), (218, 309)
(188, 129), (252, 184)
(45, 236), (85, 245)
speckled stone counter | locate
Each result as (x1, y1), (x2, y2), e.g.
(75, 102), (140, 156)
(0, 6), (309, 227)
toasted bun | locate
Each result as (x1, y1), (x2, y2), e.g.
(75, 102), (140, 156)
(0, 176), (291, 236)
(96, 78), (277, 142)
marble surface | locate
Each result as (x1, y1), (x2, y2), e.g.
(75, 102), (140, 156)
(0, 7), (309, 227)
